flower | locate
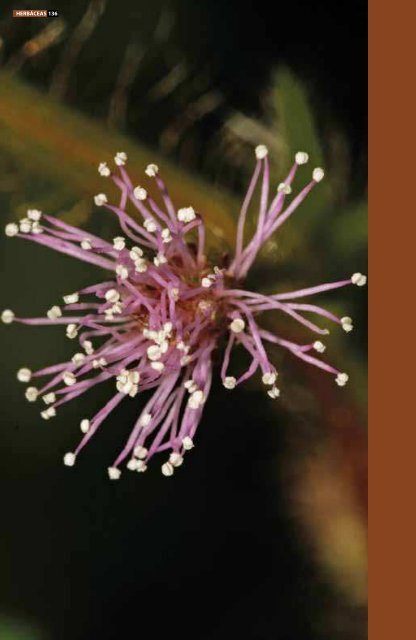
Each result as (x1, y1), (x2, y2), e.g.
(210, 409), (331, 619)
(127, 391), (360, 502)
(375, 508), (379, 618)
(2, 148), (366, 479)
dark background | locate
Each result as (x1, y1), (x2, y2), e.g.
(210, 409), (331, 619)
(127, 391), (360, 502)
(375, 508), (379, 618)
(0, 2), (367, 639)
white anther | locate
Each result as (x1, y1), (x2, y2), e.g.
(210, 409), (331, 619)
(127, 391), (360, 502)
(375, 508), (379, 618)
(42, 392), (56, 405)
(25, 387), (38, 402)
(145, 163), (159, 177)
(262, 372), (277, 386)
(341, 316), (354, 333)
(113, 236), (126, 251)
(83, 340), (94, 354)
(127, 458), (138, 471)
(295, 151), (309, 165)
(66, 324), (78, 339)
(161, 462), (174, 477)
(140, 413), (152, 427)
(351, 272), (367, 287)
(116, 264), (129, 280)
(161, 228), (172, 243)
(47, 305), (62, 320)
(163, 322), (173, 335)
(92, 357), (107, 369)
(182, 436), (194, 450)
(5, 222), (19, 237)
(31, 221), (43, 235)
(136, 460), (147, 472)
(134, 446), (148, 459)
(153, 253), (168, 267)
(81, 238), (92, 250)
(41, 407), (56, 420)
(114, 152), (127, 166)
(134, 258), (148, 273)
(223, 376), (237, 389)
(144, 218), (157, 233)
(169, 452), (184, 467)
(63, 452), (76, 467)
(94, 193), (108, 207)
(336, 372), (349, 387)
(184, 380), (197, 393)
(108, 466), (121, 480)
(27, 209), (42, 222)
(17, 368), (32, 383)
(98, 162), (110, 177)
(63, 371), (76, 386)
(63, 293), (79, 305)
(105, 288), (120, 303)
(313, 341), (326, 353)
(255, 144), (268, 159)
(180, 355), (191, 366)
(277, 182), (292, 195)
(177, 206), (196, 223)
(133, 186), (147, 201)
(151, 361), (165, 372)
(201, 277), (213, 288)
(267, 386), (280, 399)
(147, 345), (162, 361)
(230, 318), (245, 333)
(129, 247), (143, 261)
(312, 167), (325, 182)
(80, 419), (90, 433)
(188, 389), (205, 410)
(1, 309), (15, 324)
(19, 218), (32, 233)
(71, 353), (85, 367)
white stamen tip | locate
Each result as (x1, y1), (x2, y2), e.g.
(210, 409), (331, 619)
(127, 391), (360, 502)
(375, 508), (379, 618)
(127, 458), (138, 471)
(140, 413), (152, 427)
(312, 167), (325, 182)
(42, 392), (56, 405)
(169, 452), (184, 467)
(145, 163), (159, 177)
(147, 345), (162, 361)
(114, 152), (127, 166)
(41, 407), (56, 420)
(63, 293), (79, 305)
(94, 193), (108, 207)
(351, 272), (367, 287)
(230, 318), (245, 334)
(133, 186), (147, 201)
(80, 419), (90, 434)
(341, 316), (354, 333)
(25, 386), (38, 402)
(66, 324), (78, 339)
(63, 371), (76, 386)
(182, 436), (194, 450)
(151, 361), (165, 372)
(1, 309), (15, 324)
(113, 236), (126, 251)
(201, 277), (213, 288)
(295, 151), (309, 165)
(17, 368), (32, 383)
(267, 386), (280, 399)
(223, 376), (237, 389)
(105, 288), (120, 303)
(134, 446), (148, 459)
(19, 218), (32, 233)
(255, 144), (268, 159)
(83, 340), (94, 354)
(72, 353), (86, 366)
(63, 452), (76, 467)
(161, 228), (172, 243)
(144, 218), (157, 233)
(116, 264), (129, 280)
(27, 209), (42, 222)
(136, 460), (147, 472)
(108, 466), (121, 480)
(161, 462), (174, 477)
(81, 239), (92, 251)
(262, 372), (277, 386)
(336, 372), (349, 387)
(98, 162), (111, 177)
(177, 206), (196, 223)
(313, 341), (326, 353)
(277, 183), (292, 195)
(5, 222), (19, 237)
(47, 305), (62, 320)
(188, 389), (205, 410)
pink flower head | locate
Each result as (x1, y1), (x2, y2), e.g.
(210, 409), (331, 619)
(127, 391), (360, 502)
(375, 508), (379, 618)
(2, 147), (366, 479)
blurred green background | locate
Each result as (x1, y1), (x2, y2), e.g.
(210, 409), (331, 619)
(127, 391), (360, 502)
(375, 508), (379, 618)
(0, 1), (367, 639)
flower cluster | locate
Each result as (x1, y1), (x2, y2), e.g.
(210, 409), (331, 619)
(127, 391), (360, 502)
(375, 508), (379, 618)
(2, 146), (366, 479)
